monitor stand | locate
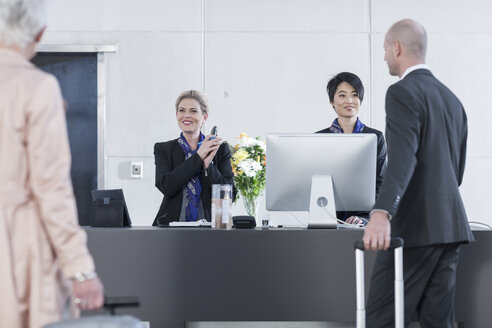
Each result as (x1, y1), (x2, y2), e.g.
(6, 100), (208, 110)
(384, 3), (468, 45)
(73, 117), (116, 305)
(307, 174), (337, 229)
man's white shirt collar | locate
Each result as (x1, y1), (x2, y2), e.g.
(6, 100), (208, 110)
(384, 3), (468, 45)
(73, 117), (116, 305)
(400, 64), (429, 80)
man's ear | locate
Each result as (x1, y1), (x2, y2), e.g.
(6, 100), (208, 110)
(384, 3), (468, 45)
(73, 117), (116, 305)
(393, 40), (402, 57)
(34, 26), (46, 43)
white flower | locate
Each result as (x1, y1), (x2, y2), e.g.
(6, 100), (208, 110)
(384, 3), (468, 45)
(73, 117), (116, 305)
(239, 136), (256, 148)
(256, 139), (266, 151)
(237, 159), (262, 177)
(239, 136), (266, 151)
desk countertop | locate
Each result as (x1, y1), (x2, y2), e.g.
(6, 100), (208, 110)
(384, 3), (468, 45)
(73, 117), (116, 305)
(85, 227), (492, 328)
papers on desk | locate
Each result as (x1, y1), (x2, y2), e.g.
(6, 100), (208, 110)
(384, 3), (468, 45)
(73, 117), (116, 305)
(169, 220), (212, 227)
(337, 223), (365, 230)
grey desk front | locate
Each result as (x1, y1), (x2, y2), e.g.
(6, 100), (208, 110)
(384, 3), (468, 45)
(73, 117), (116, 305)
(86, 228), (492, 328)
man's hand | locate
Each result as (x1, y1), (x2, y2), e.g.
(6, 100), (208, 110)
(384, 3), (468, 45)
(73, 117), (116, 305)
(72, 277), (104, 310)
(363, 210), (391, 250)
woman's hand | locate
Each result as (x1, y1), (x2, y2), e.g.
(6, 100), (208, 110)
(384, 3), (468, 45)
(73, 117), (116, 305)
(72, 276), (104, 310)
(346, 216), (365, 225)
(197, 135), (222, 168)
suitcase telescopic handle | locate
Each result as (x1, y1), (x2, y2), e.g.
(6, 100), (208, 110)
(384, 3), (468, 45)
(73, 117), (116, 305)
(354, 237), (405, 328)
(103, 296), (140, 315)
(354, 237), (404, 251)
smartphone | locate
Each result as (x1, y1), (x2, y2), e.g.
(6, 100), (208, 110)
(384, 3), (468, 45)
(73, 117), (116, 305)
(210, 126), (218, 140)
(198, 126), (218, 146)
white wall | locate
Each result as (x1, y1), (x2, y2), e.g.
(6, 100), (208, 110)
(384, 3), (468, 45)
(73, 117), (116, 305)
(43, 0), (492, 226)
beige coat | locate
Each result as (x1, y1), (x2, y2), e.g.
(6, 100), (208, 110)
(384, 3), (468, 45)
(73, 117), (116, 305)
(0, 48), (95, 328)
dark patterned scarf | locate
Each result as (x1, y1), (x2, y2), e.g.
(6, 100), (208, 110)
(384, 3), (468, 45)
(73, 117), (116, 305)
(328, 117), (365, 133)
(177, 132), (205, 221)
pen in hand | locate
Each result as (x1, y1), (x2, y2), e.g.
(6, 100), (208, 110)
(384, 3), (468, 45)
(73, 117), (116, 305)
(198, 136), (216, 147)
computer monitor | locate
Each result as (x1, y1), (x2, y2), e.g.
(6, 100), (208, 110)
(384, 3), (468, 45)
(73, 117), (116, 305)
(266, 133), (377, 227)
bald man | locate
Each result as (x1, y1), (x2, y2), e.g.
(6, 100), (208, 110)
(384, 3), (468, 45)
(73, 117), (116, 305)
(362, 19), (474, 327)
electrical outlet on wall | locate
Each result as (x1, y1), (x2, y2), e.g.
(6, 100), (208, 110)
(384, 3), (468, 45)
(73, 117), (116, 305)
(130, 161), (143, 179)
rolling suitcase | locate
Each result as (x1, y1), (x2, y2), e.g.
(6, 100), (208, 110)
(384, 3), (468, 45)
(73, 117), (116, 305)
(354, 237), (404, 328)
(44, 296), (143, 328)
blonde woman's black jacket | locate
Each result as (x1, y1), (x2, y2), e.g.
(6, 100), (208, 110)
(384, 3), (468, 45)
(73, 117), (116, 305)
(152, 139), (234, 226)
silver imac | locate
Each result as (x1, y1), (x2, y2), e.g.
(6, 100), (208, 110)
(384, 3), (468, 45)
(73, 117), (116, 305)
(266, 133), (377, 228)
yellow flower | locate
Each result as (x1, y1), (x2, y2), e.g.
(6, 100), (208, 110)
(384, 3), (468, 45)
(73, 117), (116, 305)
(238, 170), (244, 176)
(238, 132), (249, 139)
(232, 149), (248, 162)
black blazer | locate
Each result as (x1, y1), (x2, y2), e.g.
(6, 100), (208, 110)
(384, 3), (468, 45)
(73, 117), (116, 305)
(152, 139), (234, 226)
(316, 126), (387, 220)
(373, 69), (474, 247)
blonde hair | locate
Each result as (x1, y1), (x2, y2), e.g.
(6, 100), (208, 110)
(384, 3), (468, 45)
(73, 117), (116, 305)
(0, 0), (47, 47)
(175, 90), (209, 114)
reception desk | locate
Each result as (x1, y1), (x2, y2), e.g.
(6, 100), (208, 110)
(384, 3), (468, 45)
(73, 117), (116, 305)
(86, 227), (492, 328)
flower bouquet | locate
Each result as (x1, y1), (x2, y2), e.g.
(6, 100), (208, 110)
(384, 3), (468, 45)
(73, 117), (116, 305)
(230, 133), (266, 218)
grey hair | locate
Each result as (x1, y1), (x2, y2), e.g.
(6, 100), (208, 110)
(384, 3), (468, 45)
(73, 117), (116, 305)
(0, 0), (47, 47)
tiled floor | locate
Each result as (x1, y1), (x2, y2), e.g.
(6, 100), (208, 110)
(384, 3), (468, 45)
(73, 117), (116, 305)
(187, 322), (444, 328)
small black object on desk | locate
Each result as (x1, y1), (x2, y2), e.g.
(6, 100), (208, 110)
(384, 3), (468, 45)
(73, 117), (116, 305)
(233, 215), (256, 229)
(90, 189), (132, 227)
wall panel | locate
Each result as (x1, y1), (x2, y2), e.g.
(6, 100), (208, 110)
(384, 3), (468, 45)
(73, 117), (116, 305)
(206, 0), (369, 32)
(41, 0), (492, 226)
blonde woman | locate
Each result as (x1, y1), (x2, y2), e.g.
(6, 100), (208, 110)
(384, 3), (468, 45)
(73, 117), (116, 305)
(153, 90), (234, 225)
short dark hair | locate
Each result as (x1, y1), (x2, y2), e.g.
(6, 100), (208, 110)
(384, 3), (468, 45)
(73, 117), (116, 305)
(326, 72), (364, 103)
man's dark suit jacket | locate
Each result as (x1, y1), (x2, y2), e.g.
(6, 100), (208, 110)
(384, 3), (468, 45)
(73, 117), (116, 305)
(373, 69), (474, 247)
(317, 126), (387, 220)
(152, 139), (234, 226)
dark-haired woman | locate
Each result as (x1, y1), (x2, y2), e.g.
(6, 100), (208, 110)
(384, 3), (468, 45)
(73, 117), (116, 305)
(317, 72), (387, 224)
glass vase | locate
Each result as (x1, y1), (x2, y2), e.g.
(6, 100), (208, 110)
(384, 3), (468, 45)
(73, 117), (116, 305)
(242, 195), (261, 219)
